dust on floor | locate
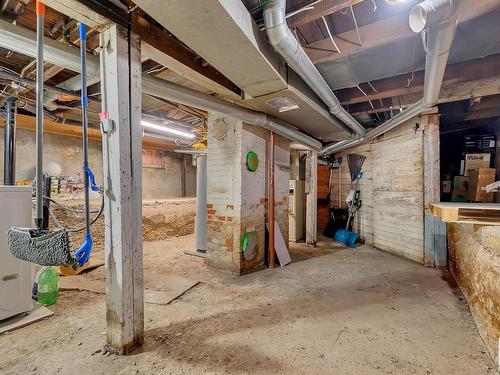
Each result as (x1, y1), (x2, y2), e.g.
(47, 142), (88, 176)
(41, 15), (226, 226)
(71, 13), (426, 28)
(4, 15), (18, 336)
(0, 236), (496, 374)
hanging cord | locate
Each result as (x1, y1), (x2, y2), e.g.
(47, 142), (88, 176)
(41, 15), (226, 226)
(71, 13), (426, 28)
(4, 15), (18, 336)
(43, 196), (100, 214)
(47, 193), (104, 233)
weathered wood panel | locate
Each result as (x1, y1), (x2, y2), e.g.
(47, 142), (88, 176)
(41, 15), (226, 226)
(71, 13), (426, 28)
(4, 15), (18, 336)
(371, 124), (424, 263)
(328, 120), (425, 263)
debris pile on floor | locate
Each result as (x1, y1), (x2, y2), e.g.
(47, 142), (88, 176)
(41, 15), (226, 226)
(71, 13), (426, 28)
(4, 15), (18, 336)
(51, 199), (197, 251)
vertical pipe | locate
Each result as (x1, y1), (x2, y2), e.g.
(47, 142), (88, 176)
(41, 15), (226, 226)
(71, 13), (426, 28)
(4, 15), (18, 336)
(269, 131), (275, 268)
(79, 22), (91, 235)
(35, 0), (44, 228)
(3, 96), (17, 185)
(195, 154), (207, 253)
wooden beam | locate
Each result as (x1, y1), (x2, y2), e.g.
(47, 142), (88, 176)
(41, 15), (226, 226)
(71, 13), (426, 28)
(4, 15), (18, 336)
(423, 113), (442, 267)
(40, 0), (113, 30)
(287, 0), (364, 29)
(305, 150), (318, 245)
(100, 24), (144, 354)
(399, 76), (500, 108)
(350, 75), (500, 115)
(0, 114), (176, 151)
(305, 1), (499, 65)
(338, 55), (500, 106)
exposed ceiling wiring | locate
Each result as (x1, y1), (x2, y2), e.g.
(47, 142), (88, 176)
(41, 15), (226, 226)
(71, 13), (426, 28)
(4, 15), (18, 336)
(321, 16), (341, 54)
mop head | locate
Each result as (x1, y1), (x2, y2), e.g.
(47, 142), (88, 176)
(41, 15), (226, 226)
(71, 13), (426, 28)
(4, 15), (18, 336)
(8, 227), (75, 267)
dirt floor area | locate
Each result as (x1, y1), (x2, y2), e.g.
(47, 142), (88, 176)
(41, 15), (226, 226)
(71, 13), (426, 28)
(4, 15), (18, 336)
(0, 234), (496, 374)
(52, 198), (196, 251)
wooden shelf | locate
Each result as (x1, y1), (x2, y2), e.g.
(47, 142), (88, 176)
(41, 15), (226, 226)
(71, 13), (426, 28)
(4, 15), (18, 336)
(429, 202), (500, 225)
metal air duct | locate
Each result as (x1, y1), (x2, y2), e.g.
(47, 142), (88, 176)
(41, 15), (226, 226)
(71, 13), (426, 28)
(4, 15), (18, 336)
(142, 75), (322, 151)
(320, 0), (461, 155)
(263, 0), (366, 137)
(0, 20), (320, 149)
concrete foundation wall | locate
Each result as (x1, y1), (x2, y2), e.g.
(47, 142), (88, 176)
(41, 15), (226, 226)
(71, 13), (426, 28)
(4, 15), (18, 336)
(448, 223), (500, 365)
(331, 118), (425, 263)
(0, 128), (104, 184)
(206, 115), (290, 275)
(0, 128), (195, 200)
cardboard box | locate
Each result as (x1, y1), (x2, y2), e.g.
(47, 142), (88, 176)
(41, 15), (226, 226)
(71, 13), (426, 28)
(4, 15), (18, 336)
(451, 176), (469, 202)
(468, 168), (496, 202)
(464, 153), (491, 175)
(441, 180), (452, 193)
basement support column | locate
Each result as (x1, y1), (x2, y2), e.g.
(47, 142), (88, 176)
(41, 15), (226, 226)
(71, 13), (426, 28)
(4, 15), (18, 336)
(3, 96), (17, 185)
(305, 150), (317, 245)
(423, 112), (446, 268)
(195, 154), (207, 253)
(100, 24), (144, 354)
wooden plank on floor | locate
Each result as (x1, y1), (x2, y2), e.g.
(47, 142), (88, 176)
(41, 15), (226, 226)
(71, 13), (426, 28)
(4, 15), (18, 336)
(0, 303), (53, 334)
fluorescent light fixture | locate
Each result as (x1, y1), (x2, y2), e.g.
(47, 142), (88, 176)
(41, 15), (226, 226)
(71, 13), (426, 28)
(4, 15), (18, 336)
(141, 120), (195, 139)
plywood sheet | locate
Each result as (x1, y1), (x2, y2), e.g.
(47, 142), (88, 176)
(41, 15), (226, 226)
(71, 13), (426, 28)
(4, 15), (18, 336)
(0, 303), (53, 334)
(429, 202), (500, 225)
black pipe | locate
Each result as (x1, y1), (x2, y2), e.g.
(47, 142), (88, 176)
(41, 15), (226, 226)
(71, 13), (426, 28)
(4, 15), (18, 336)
(3, 96), (17, 185)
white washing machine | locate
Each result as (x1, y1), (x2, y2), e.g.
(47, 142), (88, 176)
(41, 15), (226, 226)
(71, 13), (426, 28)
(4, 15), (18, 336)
(0, 186), (34, 321)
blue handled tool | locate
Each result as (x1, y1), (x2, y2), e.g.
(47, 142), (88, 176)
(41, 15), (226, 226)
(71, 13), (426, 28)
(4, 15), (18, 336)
(74, 22), (94, 267)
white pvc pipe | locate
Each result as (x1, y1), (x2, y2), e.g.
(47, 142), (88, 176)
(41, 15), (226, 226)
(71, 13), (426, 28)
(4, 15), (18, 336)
(195, 155), (207, 252)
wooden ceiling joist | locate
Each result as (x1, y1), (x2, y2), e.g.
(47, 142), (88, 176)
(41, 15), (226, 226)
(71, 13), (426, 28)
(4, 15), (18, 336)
(287, 0), (364, 29)
(304, 1), (500, 65)
(338, 54), (500, 106)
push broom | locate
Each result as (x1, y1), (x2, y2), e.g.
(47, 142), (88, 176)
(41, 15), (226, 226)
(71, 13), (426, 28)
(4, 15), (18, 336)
(7, 3), (98, 268)
(334, 153), (366, 248)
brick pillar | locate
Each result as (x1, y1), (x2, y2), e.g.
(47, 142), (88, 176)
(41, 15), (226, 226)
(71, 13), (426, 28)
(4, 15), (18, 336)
(206, 114), (290, 275)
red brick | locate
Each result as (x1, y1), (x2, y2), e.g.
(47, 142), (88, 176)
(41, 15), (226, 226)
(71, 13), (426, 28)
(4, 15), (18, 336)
(260, 197), (268, 203)
(217, 216), (226, 221)
(207, 203), (214, 209)
(226, 204), (234, 210)
(226, 217), (233, 222)
(207, 209), (216, 215)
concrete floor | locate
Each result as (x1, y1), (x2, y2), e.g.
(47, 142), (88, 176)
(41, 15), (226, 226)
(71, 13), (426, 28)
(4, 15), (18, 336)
(0, 235), (495, 374)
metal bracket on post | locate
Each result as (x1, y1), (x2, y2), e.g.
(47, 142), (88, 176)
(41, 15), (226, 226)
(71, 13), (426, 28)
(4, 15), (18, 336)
(99, 111), (115, 134)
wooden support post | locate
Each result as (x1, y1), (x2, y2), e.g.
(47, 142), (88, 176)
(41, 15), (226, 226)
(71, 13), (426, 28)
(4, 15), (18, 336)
(305, 151), (318, 245)
(100, 24), (144, 354)
(423, 113), (447, 267)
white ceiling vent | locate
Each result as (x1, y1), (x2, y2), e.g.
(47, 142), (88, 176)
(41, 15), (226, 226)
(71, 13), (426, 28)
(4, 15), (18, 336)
(265, 96), (300, 112)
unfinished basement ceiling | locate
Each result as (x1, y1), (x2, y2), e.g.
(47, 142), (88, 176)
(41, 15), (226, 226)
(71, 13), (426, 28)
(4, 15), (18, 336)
(2, 0), (500, 145)
(131, 0), (500, 135)
(131, 0), (353, 141)
(319, 12), (500, 89)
